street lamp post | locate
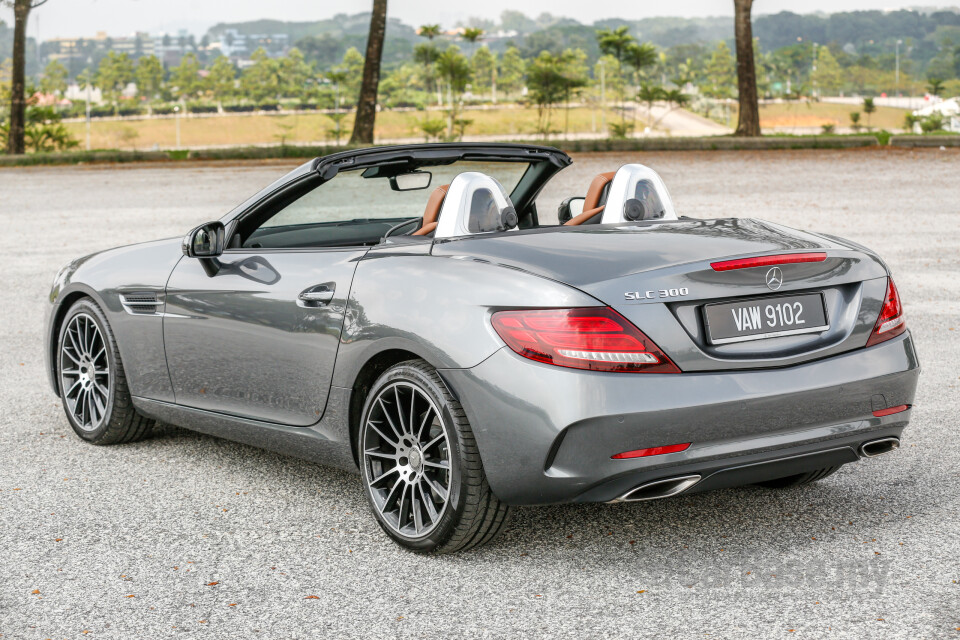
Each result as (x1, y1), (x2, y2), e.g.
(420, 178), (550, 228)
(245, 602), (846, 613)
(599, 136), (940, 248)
(599, 59), (606, 133)
(173, 105), (181, 149)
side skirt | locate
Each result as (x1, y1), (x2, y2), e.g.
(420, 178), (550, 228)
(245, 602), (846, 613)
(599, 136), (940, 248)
(132, 386), (358, 473)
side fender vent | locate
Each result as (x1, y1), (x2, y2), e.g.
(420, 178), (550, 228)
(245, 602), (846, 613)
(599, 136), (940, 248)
(120, 292), (162, 315)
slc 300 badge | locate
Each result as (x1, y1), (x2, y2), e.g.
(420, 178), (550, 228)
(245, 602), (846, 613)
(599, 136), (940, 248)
(624, 287), (690, 301)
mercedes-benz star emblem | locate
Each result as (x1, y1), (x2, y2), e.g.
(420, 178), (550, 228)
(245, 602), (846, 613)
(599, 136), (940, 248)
(765, 267), (784, 291)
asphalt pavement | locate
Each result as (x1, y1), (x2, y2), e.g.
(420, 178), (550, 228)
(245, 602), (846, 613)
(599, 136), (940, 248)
(1, 149), (958, 638)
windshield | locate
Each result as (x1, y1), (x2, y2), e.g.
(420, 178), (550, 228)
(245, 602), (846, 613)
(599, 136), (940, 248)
(260, 161), (530, 229)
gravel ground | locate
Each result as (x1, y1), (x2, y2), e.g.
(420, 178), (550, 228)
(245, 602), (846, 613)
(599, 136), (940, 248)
(1, 149), (958, 639)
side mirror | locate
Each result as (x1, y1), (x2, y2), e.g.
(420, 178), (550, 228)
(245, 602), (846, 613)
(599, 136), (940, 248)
(557, 196), (585, 224)
(183, 221), (225, 258)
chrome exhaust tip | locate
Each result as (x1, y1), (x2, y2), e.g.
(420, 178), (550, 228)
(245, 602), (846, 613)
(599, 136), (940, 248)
(860, 437), (901, 458)
(616, 474), (702, 502)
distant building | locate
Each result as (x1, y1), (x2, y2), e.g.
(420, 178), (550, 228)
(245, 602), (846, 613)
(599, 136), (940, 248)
(44, 31), (155, 65)
(207, 28), (290, 64)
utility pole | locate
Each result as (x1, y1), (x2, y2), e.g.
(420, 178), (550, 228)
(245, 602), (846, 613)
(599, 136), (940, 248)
(895, 39), (902, 96)
(599, 59), (606, 133)
(811, 43), (818, 100)
(85, 81), (91, 150)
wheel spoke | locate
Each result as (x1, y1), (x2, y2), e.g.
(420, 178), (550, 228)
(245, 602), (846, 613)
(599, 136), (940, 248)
(422, 474), (448, 501)
(416, 407), (432, 442)
(380, 476), (403, 514)
(377, 397), (404, 441)
(394, 386), (408, 435)
(61, 348), (82, 365)
(370, 466), (398, 485)
(408, 386), (417, 439)
(364, 448), (398, 461)
(418, 482), (439, 523)
(411, 489), (423, 533)
(61, 368), (81, 375)
(422, 433), (445, 452)
(367, 420), (398, 449)
(397, 483), (409, 530)
(91, 388), (107, 420)
(423, 460), (449, 470)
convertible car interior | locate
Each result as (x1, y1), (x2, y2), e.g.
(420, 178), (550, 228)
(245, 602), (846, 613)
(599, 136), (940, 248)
(223, 144), (678, 252)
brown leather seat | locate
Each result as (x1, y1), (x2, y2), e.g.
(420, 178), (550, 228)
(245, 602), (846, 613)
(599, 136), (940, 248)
(564, 171), (615, 225)
(412, 184), (449, 236)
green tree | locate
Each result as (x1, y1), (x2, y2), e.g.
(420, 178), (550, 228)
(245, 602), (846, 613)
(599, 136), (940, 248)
(96, 51), (135, 108)
(135, 54), (164, 101)
(278, 48), (313, 98)
(471, 45), (496, 98)
(849, 111), (861, 132)
(526, 51), (564, 137)
(811, 46), (843, 95)
(418, 24), (441, 40)
(701, 41), (736, 99)
(557, 48), (589, 136)
(498, 46), (525, 96)
(340, 47), (366, 105)
(637, 83), (665, 128)
(4, 0), (51, 155)
(207, 55), (236, 103)
(461, 27), (484, 55)
(39, 59), (68, 95)
(436, 45), (471, 139)
(241, 48), (280, 102)
(596, 25), (635, 126)
(414, 43), (440, 105)
(926, 77), (945, 96)
(170, 52), (203, 100)
(862, 96), (876, 130)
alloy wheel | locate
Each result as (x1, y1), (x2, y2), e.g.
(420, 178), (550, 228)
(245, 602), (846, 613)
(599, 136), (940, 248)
(362, 382), (451, 539)
(60, 313), (111, 431)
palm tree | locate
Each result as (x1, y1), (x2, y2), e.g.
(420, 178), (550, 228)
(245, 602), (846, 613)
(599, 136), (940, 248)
(349, 0), (388, 145)
(3, 0), (52, 154)
(461, 27), (484, 55)
(733, 0), (760, 136)
(418, 24), (441, 40)
(596, 26), (635, 128)
(414, 43), (441, 107)
(637, 83), (665, 128)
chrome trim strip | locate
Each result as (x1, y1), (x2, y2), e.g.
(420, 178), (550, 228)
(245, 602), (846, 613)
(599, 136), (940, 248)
(709, 324), (830, 345)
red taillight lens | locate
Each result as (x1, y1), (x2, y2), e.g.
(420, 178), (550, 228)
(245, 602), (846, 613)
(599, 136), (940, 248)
(710, 252), (827, 271)
(866, 277), (906, 347)
(490, 307), (681, 373)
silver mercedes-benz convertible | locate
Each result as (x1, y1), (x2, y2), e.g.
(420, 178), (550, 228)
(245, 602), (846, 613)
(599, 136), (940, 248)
(44, 143), (919, 553)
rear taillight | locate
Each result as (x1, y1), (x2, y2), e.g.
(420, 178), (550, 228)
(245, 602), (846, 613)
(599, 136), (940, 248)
(866, 277), (906, 347)
(490, 307), (681, 373)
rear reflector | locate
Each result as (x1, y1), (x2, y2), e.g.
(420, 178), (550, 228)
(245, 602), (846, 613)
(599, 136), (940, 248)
(612, 443), (691, 459)
(872, 404), (910, 418)
(711, 252), (827, 272)
(490, 307), (681, 374)
(866, 277), (906, 347)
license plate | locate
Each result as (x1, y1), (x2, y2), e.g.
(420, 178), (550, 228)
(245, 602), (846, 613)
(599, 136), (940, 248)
(704, 293), (829, 345)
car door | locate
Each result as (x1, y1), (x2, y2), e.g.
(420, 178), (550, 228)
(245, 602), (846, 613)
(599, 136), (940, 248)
(162, 169), (373, 426)
(163, 248), (363, 426)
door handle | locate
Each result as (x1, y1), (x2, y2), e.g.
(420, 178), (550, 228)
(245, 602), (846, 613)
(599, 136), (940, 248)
(298, 283), (335, 307)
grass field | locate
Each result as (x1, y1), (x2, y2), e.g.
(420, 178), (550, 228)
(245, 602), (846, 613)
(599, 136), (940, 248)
(754, 101), (908, 130)
(64, 107), (614, 150)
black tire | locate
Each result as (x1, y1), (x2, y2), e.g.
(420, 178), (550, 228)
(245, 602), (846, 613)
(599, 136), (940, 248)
(756, 466), (841, 489)
(358, 359), (511, 553)
(56, 298), (154, 445)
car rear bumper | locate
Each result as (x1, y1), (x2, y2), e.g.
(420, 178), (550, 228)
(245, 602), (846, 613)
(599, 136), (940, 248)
(440, 332), (920, 505)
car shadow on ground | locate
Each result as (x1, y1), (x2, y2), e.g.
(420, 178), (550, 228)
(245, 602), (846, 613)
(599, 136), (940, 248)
(143, 421), (922, 566)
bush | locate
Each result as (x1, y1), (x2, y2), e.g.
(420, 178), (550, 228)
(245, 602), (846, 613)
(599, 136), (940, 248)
(820, 124), (835, 134)
(223, 104), (256, 113)
(258, 101), (279, 111)
(117, 106), (144, 117)
(152, 104), (175, 115)
(187, 103), (218, 114)
(298, 102), (318, 111)
(920, 113), (945, 133)
(89, 106), (115, 118)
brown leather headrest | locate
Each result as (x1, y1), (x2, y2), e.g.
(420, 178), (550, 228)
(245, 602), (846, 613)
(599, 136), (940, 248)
(584, 171), (616, 211)
(413, 184), (449, 236)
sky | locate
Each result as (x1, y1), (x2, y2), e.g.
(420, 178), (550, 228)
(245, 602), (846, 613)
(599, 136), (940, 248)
(3, 0), (953, 39)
